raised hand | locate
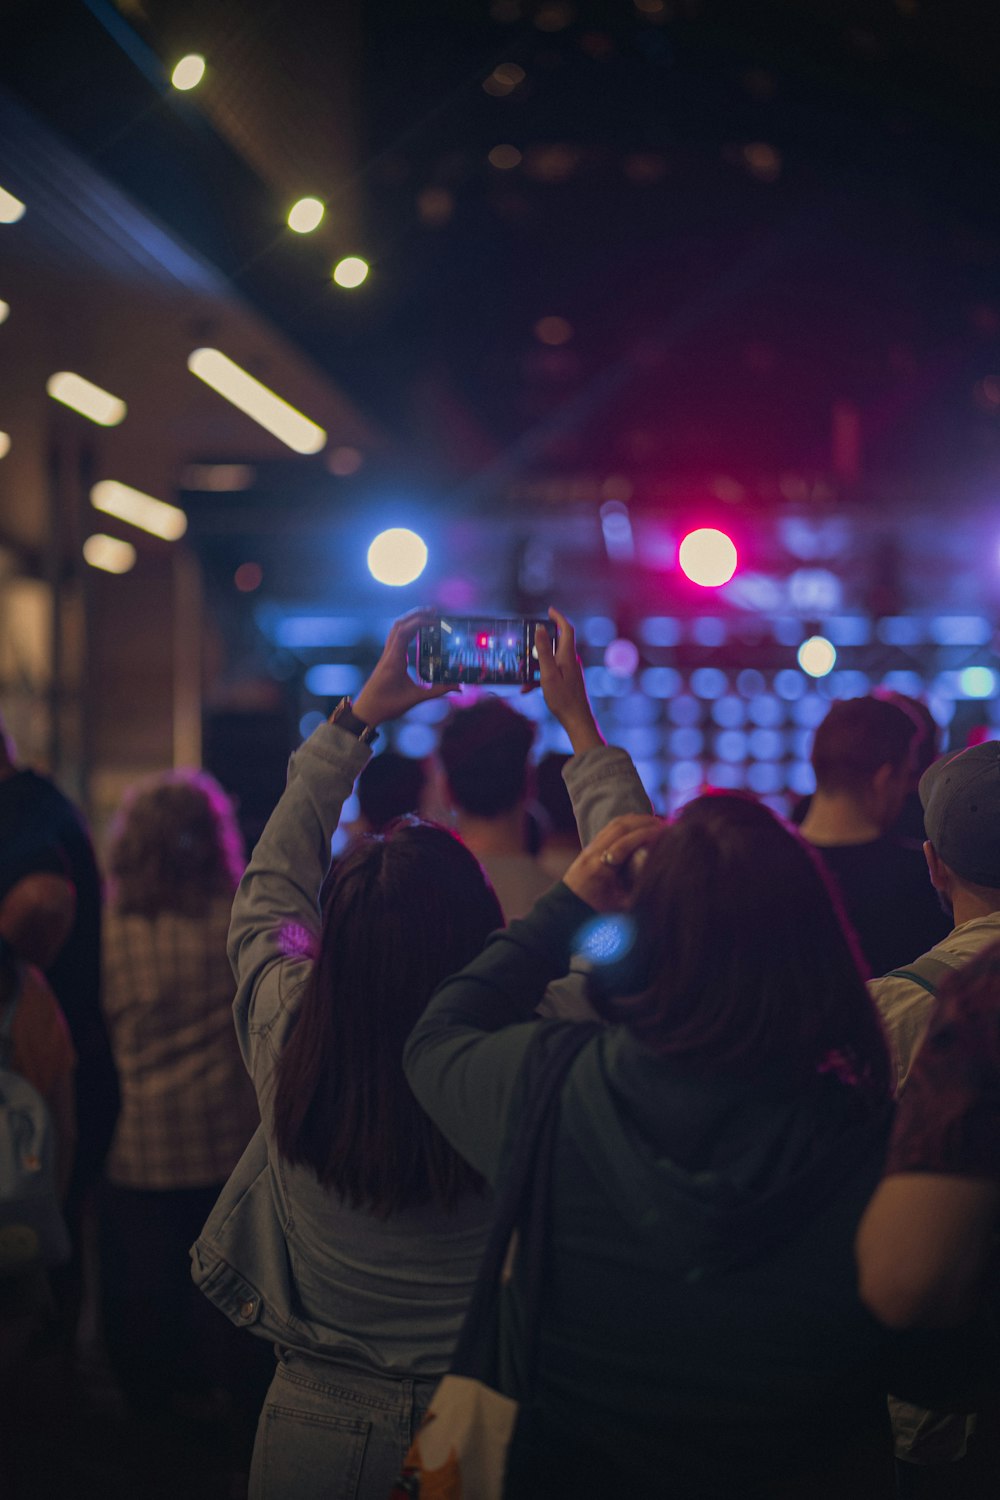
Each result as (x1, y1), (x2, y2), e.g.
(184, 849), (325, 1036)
(352, 611), (458, 728)
(562, 813), (663, 911)
(534, 606), (604, 753)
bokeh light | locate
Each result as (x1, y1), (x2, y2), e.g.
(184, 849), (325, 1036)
(287, 197), (325, 234)
(604, 638), (640, 678)
(333, 256), (370, 289)
(327, 445), (364, 476)
(678, 528), (738, 587)
(171, 54), (206, 91)
(366, 528), (428, 586)
(960, 666), (997, 698)
(83, 534), (136, 574)
(0, 432), (10, 459)
(234, 562), (263, 592)
(0, 300), (8, 324)
(797, 635), (837, 677)
(488, 144), (522, 170)
(534, 315), (573, 346)
(0, 186), (26, 224)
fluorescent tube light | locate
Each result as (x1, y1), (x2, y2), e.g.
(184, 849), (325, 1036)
(83, 534), (136, 574)
(0, 186), (25, 224)
(187, 348), (326, 454)
(91, 480), (188, 541)
(47, 372), (127, 427)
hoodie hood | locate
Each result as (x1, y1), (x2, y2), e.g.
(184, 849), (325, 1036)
(561, 1027), (889, 1279)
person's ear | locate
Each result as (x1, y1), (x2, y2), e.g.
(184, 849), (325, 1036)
(924, 840), (948, 893)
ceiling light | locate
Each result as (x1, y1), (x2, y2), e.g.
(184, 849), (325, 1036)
(46, 372), (127, 426)
(187, 348), (326, 454)
(0, 186), (25, 224)
(0, 433), (10, 460)
(287, 197), (325, 234)
(83, 534), (136, 574)
(171, 54), (206, 91)
(91, 480), (188, 541)
(0, 301), (8, 324)
(332, 256), (369, 289)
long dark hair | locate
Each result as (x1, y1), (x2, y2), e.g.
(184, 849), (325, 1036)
(616, 792), (891, 1104)
(272, 817), (503, 1214)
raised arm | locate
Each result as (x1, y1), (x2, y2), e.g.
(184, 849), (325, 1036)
(229, 610), (454, 1093)
(404, 813), (661, 1178)
(536, 607), (653, 842)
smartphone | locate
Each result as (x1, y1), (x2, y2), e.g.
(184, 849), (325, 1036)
(417, 615), (546, 685)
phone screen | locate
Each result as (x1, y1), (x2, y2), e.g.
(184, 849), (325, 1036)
(418, 616), (541, 684)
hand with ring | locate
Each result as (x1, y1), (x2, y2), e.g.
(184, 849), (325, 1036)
(563, 814), (663, 912)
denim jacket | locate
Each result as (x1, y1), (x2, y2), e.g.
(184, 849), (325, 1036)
(191, 725), (650, 1365)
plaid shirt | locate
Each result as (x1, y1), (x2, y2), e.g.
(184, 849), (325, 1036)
(103, 897), (259, 1189)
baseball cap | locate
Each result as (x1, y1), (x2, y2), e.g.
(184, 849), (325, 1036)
(919, 739), (1000, 887)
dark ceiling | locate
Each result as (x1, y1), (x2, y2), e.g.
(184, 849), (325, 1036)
(4, 0), (1000, 507)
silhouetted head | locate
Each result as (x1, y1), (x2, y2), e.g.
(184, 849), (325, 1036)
(811, 695), (920, 831)
(273, 817), (503, 1213)
(438, 696), (535, 818)
(356, 750), (427, 832)
(108, 770), (244, 917)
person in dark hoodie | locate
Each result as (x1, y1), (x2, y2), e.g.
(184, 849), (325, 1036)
(404, 612), (904, 1499)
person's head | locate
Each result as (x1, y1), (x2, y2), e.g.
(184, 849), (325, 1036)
(0, 873), (75, 969)
(600, 792), (890, 1103)
(919, 741), (1000, 912)
(356, 751), (427, 833)
(108, 769), (244, 917)
(438, 696), (535, 819)
(272, 818), (503, 1214)
(534, 753), (578, 846)
(810, 696), (920, 830)
(878, 691), (940, 784)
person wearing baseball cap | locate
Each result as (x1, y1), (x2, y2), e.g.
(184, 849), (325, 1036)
(868, 738), (1000, 1485)
(872, 739), (1000, 1092)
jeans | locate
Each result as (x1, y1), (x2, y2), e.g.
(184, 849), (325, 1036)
(250, 1349), (438, 1500)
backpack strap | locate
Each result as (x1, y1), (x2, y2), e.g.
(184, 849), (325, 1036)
(884, 952), (962, 1000)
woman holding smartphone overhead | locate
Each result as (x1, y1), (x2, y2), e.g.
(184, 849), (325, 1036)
(403, 612), (926, 1499)
(204, 610), (644, 1500)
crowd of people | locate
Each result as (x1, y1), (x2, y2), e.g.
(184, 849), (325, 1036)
(1, 607), (998, 1499)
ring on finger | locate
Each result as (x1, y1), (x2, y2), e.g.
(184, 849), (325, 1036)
(600, 850), (618, 867)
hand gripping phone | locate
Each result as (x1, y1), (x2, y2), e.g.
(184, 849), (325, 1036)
(417, 615), (545, 686)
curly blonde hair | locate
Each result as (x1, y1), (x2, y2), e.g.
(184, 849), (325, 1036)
(108, 770), (245, 917)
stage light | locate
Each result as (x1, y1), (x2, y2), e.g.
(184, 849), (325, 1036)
(604, 639), (640, 678)
(288, 197), (325, 234)
(690, 667), (727, 699)
(304, 664), (363, 697)
(332, 256), (369, 289)
(640, 667), (681, 698)
(91, 480), (187, 540)
(535, 316), (573, 346)
(367, 528), (428, 586)
(488, 144), (522, 170)
(83, 534), (136, 574)
(0, 300), (8, 324)
(0, 433), (9, 459)
(678, 528), (738, 587)
(171, 54), (206, 91)
(299, 711), (326, 740)
(234, 563), (263, 592)
(797, 636), (837, 678)
(0, 186), (25, 224)
(47, 372), (126, 426)
(960, 666), (996, 699)
(187, 348), (326, 453)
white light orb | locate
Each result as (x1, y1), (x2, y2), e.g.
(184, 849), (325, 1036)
(367, 528), (428, 587)
(171, 54), (206, 91)
(797, 636), (837, 678)
(678, 528), (738, 587)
